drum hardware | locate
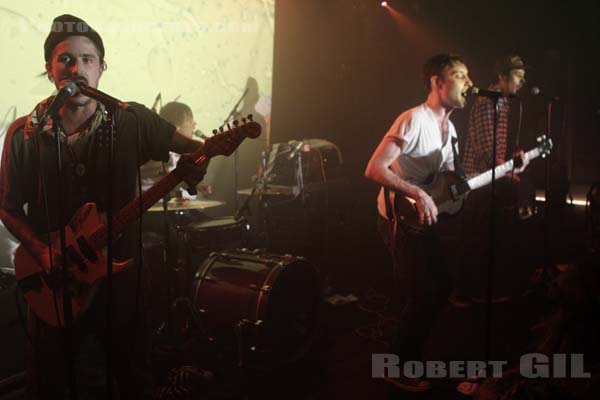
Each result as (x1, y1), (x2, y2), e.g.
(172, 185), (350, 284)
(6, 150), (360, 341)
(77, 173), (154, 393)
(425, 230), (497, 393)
(191, 249), (322, 369)
(195, 274), (217, 282)
(148, 198), (225, 213)
(248, 283), (271, 292)
(161, 297), (211, 344)
(234, 318), (266, 367)
(0, 267), (15, 292)
(149, 248), (322, 372)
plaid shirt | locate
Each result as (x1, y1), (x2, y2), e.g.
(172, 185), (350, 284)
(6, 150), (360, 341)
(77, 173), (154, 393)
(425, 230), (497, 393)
(462, 94), (510, 176)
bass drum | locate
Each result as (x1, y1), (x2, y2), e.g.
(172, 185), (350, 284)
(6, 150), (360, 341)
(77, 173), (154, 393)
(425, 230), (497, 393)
(192, 249), (322, 368)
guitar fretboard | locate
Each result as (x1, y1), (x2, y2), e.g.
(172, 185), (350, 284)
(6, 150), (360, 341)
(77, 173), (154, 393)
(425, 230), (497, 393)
(466, 147), (543, 191)
(88, 153), (208, 251)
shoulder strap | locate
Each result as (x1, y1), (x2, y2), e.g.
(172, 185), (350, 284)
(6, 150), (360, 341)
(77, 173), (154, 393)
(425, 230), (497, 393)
(383, 187), (394, 223)
(451, 136), (466, 180)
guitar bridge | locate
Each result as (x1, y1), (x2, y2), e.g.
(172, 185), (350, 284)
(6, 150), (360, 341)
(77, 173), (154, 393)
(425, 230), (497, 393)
(450, 181), (470, 201)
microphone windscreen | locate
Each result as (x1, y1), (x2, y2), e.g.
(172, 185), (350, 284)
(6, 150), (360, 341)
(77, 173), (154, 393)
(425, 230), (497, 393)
(61, 80), (79, 95)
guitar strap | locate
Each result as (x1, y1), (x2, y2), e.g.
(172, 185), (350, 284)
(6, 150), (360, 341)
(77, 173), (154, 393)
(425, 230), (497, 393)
(451, 136), (466, 180)
(384, 188), (394, 224)
(383, 187), (401, 268)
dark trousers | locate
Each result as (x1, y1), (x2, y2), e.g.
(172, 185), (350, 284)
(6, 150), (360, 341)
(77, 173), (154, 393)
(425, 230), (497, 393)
(456, 182), (533, 298)
(378, 215), (451, 363)
(26, 269), (152, 399)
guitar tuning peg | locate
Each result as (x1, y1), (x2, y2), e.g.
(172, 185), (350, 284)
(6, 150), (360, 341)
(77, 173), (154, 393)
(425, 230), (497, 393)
(537, 137), (541, 142)
(212, 129), (218, 135)
(247, 114), (253, 121)
(226, 123), (231, 131)
(219, 126), (224, 133)
(241, 117), (247, 123)
(233, 120), (239, 126)
(542, 154), (546, 158)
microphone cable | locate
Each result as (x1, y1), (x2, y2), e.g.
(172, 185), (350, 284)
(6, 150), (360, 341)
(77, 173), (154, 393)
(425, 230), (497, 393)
(36, 122), (64, 328)
(131, 107), (146, 353)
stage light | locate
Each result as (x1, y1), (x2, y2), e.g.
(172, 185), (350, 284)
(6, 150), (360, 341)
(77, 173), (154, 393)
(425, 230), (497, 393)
(381, 1), (388, 7)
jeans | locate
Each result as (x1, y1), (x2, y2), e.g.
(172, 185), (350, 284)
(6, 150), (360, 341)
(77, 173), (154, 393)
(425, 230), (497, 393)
(377, 215), (451, 363)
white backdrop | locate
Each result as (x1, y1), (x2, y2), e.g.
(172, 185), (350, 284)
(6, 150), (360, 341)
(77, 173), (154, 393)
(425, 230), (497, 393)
(0, 0), (275, 266)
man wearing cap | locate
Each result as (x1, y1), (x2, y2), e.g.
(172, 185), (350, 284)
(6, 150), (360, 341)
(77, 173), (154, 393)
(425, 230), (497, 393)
(462, 55), (531, 177)
(0, 14), (208, 397)
(451, 55), (532, 307)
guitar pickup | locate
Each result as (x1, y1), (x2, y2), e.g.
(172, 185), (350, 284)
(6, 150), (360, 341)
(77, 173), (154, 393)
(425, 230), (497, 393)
(67, 245), (88, 272)
(77, 236), (98, 262)
(18, 273), (43, 294)
(449, 181), (470, 201)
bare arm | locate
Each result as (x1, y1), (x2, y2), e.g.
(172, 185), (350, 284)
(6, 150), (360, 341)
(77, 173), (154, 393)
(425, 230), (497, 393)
(168, 128), (203, 154)
(365, 135), (438, 225)
(365, 136), (422, 199)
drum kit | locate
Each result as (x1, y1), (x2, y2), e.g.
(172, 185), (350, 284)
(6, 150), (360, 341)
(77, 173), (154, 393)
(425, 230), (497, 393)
(142, 197), (322, 369)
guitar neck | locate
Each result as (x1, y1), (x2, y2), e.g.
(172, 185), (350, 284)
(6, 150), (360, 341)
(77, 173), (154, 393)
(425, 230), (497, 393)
(89, 151), (208, 250)
(79, 119), (261, 251)
(466, 146), (543, 191)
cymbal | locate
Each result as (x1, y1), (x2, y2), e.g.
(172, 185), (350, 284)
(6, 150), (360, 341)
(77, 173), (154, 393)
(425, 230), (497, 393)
(237, 186), (295, 196)
(148, 198), (225, 212)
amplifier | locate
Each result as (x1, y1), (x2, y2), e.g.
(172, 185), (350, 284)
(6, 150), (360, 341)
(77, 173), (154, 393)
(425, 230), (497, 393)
(263, 139), (343, 191)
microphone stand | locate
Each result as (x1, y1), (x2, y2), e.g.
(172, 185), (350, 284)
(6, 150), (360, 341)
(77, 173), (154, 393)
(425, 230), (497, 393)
(159, 162), (174, 339)
(223, 88), (249, 213)
(50, 117), (79, 400)
(234, 150), (265, 220)
(484, 97), (500, 372)
(104, 106), (116, 399)
(234, 150), (272, 248)
(72, 86), (127, 397)
(543, 101), (554, 274)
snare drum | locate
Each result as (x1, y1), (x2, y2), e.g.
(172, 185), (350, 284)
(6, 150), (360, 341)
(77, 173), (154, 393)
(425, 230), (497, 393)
(192, 249), (322, 367)
(183, 217), (249, 254)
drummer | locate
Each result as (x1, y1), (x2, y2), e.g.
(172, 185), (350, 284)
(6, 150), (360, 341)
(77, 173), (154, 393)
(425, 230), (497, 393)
(140, 101), (213, 240)
(140, 101), (213, 199)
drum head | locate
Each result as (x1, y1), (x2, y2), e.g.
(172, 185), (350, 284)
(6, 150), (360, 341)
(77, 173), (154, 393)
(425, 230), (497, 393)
(193, 251), (322, 368)
(182, 218), (249, 275)
(184, 217), (246, 232)
(260, 258), (322, 365)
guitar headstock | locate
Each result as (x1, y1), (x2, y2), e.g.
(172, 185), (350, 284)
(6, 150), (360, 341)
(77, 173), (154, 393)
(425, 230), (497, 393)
(202, 116), (262, 158)
(535, 135), (553, 158)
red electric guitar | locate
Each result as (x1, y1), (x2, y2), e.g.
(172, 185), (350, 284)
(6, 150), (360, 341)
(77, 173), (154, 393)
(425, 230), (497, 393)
(14, 119), (261, 326)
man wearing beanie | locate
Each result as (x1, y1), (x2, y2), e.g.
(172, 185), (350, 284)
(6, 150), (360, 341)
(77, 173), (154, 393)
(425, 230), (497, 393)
(462, 55), (532, 177)
(451, 55), (532, 308)
(0, 14), (209, 398)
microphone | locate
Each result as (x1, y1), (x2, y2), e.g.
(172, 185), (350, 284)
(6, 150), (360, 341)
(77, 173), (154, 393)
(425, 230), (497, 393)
(39, 81), (79, 127)
(470, 87), (518, 99)
(192, 130), (210, 140)
(287, 140), (304, 160)
(151, 92), (161, 112)
(76, 83), (129, 110)
(530, 87), (560, 102)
